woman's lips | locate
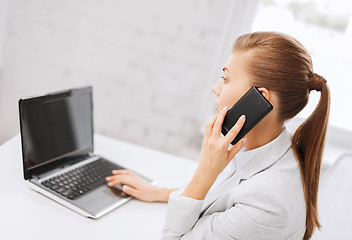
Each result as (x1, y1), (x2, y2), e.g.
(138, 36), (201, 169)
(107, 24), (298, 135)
(215, 101), (220, 111)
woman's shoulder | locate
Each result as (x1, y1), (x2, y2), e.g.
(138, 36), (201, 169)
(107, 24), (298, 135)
(230, 147), (306, 229)
(240, 147), (304, 198)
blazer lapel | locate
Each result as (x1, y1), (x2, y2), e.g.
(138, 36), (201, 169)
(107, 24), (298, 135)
(236, 128), (292, 182)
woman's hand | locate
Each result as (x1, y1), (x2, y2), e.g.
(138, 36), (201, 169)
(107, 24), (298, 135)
(106, 169), (176, 203)
(182, 106), (246, 200)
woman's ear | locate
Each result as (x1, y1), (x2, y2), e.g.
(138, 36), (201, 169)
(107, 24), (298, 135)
(257, 87), (270, 101)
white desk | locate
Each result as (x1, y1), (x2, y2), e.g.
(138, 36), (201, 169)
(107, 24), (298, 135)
(0, 134), (197, 240)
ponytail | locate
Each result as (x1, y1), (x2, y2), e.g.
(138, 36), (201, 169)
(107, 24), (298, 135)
(292, 73), (330, 240)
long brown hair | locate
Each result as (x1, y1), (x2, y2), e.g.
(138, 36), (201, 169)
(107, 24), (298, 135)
(233, 32), (330, 239)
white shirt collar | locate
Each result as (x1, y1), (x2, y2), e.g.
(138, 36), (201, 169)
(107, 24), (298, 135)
(233, 127), (292, 180)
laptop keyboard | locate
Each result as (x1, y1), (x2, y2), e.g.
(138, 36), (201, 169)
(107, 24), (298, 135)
(41, 158), (123, 200)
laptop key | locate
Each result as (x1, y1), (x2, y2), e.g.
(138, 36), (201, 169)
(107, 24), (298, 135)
(61, 189), (73, 197)
(42, 181), (52, 188)
(86, 178), (106, 191)
(67, 193), (76, 200)
(56, 187), (66, 193)
(50, 185), (60, 190)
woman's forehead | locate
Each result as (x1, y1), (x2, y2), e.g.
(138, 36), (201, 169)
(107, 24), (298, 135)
(223, 52), (247, 75)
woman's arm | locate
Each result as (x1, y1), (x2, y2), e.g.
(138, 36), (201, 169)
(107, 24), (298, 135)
(106, 169), (176, 203)
(162, 107), (248, 239)
(163, 188), (289, 240)
(182, 106), (246, 200)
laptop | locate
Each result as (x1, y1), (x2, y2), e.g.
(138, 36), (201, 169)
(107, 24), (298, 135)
(19, 86), (155, 218)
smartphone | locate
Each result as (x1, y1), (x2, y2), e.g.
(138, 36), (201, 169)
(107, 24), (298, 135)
(221, 86), (273, 145)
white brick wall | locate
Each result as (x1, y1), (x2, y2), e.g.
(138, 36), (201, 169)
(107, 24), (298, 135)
(0, 0), (232, 159)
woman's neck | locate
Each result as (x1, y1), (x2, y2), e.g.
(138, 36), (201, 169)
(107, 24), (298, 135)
(244, 119), (284, 151)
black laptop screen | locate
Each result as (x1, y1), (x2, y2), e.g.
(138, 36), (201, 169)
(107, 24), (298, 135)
(19, 87), (94, 179)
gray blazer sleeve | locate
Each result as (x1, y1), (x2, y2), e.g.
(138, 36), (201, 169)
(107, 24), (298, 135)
(162, 189), (289, 240)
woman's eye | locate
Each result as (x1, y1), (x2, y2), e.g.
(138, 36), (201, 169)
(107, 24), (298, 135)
(221, 76), (228, 83)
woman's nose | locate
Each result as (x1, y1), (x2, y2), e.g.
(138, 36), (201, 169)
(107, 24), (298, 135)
(212, 81), (221, 96)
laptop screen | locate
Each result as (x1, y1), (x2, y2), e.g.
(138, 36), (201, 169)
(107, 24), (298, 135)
(19, 87), (94, 179)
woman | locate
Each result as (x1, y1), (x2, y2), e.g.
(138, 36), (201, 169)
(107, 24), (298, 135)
(106, 32), (330, 240)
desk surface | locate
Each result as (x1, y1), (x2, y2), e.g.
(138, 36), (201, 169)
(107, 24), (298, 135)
(0, 134), (197, 240)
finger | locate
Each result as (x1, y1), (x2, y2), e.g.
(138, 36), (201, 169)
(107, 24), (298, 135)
(228, 137), (246, 160)
(204, 115), (217, 138)
(212, 106), (228, 136)
(112, 169), (132, 175)
(107, 174), (138, 188)
(223, 115), (246, 144)
(121, 185), (141, 199)
(106, 175), (114, 182)
(106, 174), (124, 182)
